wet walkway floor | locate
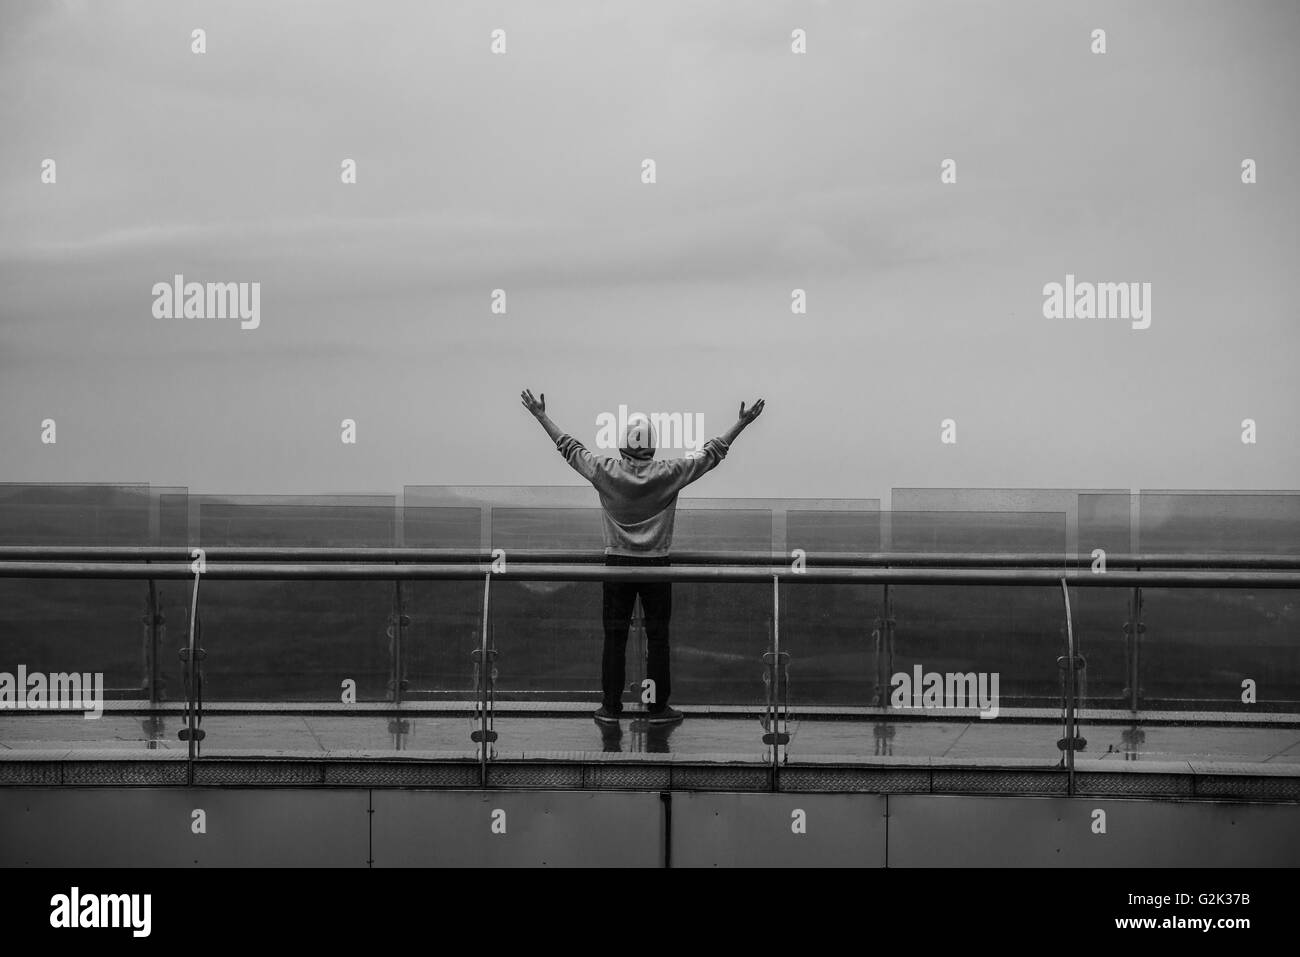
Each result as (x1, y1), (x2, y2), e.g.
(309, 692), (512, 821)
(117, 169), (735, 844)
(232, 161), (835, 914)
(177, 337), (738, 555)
(3, 713), (1298, 767)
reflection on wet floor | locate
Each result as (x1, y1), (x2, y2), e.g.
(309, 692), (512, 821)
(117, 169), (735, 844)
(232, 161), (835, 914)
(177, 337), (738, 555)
(2, 713), (1299, 766)
(593, 717), (677, 754)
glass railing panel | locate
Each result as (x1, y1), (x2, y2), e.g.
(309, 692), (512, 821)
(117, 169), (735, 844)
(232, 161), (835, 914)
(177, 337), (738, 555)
(0, 485), (188, 753)
(1075, 584), (1300, 771)
(193, 579), (391, 705)
(1077, 491), (1136, 559)
(786, 505), (882, 554)
(1066, 492), (1300, 769)
(1138, 491), (1300, 556)
(0, 482), (157, 546)
(153, 488), (190, 547)
(195, 495), (398, 548)
(892, 488), (1130, 561)
(401, 505), (482, 549)
(0, 577), (179, 751)
(781, 506), (883, 752)
(674, 502), (775, 552)
(1142, 586), (1299, 712)
(398, 504), (493, 756)
(884, 508), (1069, 556)
(183, 496), (398, 754)
(491, 507), (603, 551)
(1075, 491), (1300, 769)
(192, 575), (481, 758)
(403, 485), (594, 552)
(787, 508), (1069, 764)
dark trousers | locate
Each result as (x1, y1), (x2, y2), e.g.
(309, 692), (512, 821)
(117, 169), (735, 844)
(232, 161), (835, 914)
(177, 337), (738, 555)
(601, 555), (672, 712)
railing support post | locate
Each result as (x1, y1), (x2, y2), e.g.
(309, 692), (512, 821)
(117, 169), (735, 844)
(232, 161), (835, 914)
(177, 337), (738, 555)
(1124, 584), (1144, 712)
(178, 569), (205, 783)
(873, 582), (896, 707)
(1057, 579), (1087, 796)
(471, 573), (497, 786)
(387, 579), (411, 749)
(761, 575), (789, 788)
(629, 593), (647, 750)
(872, 581), (897, 756)
(391, 580), (407, 705)
(142, 578), (163, 701)
(141, 574), (167, 748)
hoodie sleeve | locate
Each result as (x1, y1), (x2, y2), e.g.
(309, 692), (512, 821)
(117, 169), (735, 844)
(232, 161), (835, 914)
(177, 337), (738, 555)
(664, 437), (730, 491)
(555, 434), (602, 484)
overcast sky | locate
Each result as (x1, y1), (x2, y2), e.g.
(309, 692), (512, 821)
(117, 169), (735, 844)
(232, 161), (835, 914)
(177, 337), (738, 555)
(1, 0), (1296, 501)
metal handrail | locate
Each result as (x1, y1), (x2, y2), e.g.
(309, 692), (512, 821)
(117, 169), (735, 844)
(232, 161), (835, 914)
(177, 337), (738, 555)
(3, 561), (1299, 586)
(1, 546), (1299, 569)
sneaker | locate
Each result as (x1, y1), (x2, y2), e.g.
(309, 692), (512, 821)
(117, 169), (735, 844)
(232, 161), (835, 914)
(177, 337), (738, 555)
(593, 706), (623, 725)
(646, 706), (684, 725)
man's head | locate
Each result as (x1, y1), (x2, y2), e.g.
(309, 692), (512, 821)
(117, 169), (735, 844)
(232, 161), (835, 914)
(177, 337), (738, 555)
(619, 413), (657, 460)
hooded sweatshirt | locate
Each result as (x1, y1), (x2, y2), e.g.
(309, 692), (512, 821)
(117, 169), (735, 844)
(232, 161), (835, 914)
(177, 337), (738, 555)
(554, 419), (730, 557)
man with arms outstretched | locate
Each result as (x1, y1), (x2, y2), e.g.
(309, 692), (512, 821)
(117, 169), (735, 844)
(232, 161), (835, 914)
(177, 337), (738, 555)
(521, 390), (765, 725)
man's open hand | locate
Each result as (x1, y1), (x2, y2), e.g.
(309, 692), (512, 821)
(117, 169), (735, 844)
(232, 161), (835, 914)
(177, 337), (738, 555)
(521, 389), (546, 418)
(739, 399), (765, 425)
